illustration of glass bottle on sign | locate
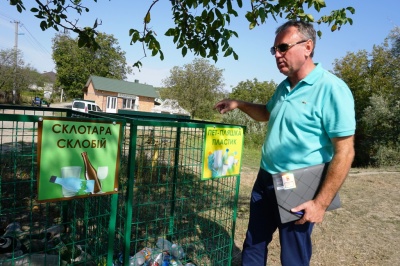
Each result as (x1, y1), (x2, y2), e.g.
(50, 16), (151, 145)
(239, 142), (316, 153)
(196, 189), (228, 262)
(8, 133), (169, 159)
(49, 152), (109, 197)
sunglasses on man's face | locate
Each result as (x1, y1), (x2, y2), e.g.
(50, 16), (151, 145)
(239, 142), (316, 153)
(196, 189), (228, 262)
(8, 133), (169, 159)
(270, 40), (308, 55)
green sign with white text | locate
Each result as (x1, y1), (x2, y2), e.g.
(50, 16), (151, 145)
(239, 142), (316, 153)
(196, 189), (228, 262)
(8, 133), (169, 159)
(37, 117), (122, 202)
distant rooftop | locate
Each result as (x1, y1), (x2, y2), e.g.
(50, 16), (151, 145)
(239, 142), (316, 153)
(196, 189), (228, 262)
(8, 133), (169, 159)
(152, 99), (190, 116)
(86, 76), (158, 98)
(42, 71), (56, 83)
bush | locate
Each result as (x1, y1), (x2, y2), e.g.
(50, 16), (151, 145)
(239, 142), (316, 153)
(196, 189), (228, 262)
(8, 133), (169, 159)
(220, 109), (267, 149)
(371, 145), (400, 167)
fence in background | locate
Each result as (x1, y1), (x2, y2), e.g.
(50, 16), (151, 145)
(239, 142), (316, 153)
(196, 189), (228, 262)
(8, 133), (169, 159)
(0, 105), (243, 266)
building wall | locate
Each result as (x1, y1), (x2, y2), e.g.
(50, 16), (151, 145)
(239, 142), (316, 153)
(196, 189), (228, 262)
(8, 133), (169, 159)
(84, 82), (115, 111)
(138, 96), (155, 112)
(84, 81), (155, 112)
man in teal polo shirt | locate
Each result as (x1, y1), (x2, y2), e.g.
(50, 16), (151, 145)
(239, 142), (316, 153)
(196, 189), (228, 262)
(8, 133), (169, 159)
(214, 20), (355, 265)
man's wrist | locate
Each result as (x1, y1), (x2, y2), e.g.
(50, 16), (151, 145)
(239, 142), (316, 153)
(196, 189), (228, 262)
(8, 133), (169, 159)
(314, 197), (330, 210)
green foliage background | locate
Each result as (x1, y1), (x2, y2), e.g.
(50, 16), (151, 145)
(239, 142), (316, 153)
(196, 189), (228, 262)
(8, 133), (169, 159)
(52, 33), (132, 99)
(160, 58), (226, 120)
(221, 79), (276, 149)
(0, 48), (53, 103)
(3, 1), (398, 167)
(333, 27), (400, 167)
(216, 27), (400, 168)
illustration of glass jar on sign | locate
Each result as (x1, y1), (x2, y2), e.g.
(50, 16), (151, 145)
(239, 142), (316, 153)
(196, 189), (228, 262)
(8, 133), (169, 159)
(81, 152), (102, 193)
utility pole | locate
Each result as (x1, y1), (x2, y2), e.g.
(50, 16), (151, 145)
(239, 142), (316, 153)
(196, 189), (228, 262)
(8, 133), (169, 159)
(12, 20), (19, 105)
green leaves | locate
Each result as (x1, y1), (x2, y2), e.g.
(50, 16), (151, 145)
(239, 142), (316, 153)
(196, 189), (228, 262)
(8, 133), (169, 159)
(133, 61), (143, 70)
(164, 1), (240, 63)
(247, 0), (355, 37)
(161, 58), (225, 120)
(182, 46), (188, 57)
(144, 11), (151, 23)
(333, 32), (400, 166)
(313, 0), (326, 12)
(129, 26), (163, 62)
(10, 0), (25, 13)
(129, 29), (141, 43)
(11, 0), (356, 69)
(346, 6), (356, 14)
(52, 32), (132, 98)
(316, 6), (355, 34)
(40, 21), (47, 31)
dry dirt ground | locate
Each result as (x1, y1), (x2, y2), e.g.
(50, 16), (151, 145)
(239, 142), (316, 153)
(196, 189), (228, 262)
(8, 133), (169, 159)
(232, 168), (400, 266)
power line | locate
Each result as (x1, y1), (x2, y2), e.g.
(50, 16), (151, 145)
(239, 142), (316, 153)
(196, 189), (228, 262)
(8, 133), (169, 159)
(0, 11), (14, 22)
(0, 10), (55, 72)
(21, 24), (51, 55)
(0, 12), (15, 49)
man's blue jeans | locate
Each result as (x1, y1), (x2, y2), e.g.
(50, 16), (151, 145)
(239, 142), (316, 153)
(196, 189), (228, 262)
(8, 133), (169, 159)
(241, 168), (314, 266)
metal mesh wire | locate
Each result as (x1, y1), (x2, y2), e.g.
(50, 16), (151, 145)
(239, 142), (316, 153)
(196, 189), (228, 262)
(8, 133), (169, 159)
(0, 107), (114, 265)
(0, 106), (241, 266)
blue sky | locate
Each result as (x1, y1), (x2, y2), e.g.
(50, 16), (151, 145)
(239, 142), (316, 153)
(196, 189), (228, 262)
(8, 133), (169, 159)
(0, 1), (399, 91)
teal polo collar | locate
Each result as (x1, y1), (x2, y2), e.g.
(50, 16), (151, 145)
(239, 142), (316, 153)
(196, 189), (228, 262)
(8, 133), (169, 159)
(283, 63), (323, 90)
(302, 63), (323, 86)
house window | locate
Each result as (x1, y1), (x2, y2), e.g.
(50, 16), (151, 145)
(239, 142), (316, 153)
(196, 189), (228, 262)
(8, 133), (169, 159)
(107, 97), (117, 109)
(122, 98), (138, 110)
(123, 98), (134, 109)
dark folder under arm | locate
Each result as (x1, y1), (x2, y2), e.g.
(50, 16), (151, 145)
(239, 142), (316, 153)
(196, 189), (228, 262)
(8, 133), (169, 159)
(272, 163), (341, 223)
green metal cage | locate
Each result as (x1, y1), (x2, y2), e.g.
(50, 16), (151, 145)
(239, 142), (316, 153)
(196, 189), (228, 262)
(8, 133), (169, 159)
(0, 105), (244, 266)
